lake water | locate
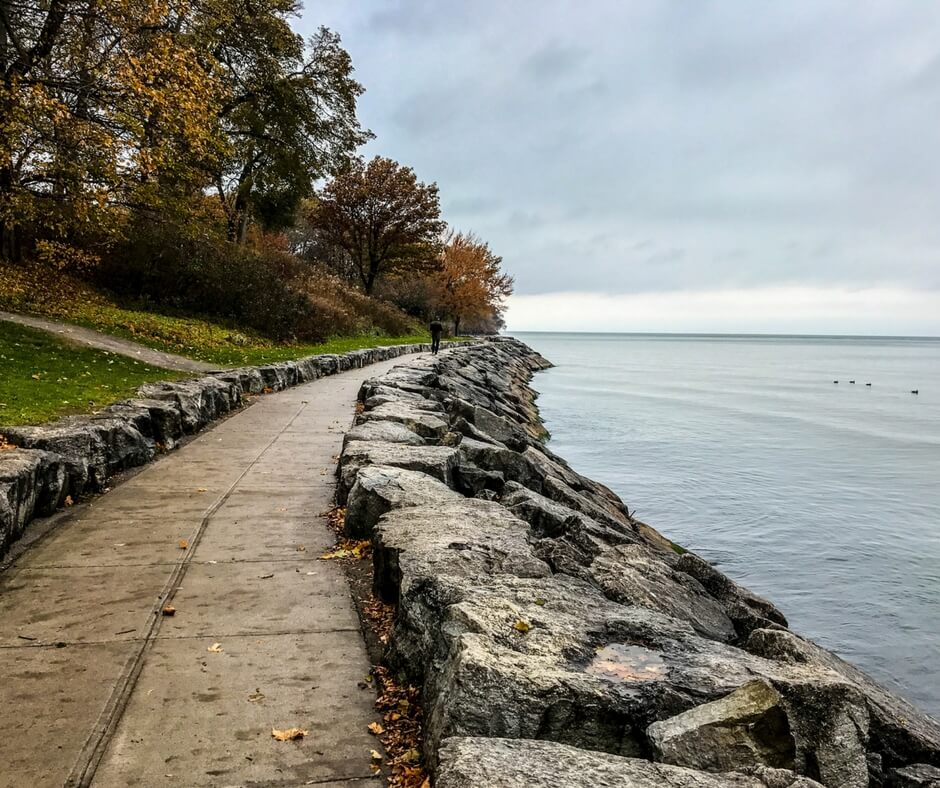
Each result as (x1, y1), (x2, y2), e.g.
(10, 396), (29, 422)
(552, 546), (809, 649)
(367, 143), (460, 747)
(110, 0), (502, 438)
(515, 332), (940, 718)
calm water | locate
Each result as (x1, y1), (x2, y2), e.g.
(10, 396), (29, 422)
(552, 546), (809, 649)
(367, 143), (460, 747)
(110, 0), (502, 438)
(516, 332), (940, 718)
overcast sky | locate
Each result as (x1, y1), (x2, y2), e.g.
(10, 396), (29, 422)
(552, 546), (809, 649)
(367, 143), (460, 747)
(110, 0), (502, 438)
(297, 2), (940, 335)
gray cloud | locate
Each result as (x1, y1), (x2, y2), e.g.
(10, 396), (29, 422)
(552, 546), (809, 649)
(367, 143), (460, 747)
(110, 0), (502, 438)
(301, 1), (940, 298)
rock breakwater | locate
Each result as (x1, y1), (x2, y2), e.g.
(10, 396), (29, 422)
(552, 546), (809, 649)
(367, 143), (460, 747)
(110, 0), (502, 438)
(341, 337), (940, 788)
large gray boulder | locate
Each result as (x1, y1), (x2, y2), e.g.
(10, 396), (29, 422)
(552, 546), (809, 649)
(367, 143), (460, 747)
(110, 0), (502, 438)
(500, 481), (639, 546)
(457, 438), (544, 490)
(436, 737), (824, 788)
(337, 441), (458, 503)
(2, 416), (154, 496)
(344, 465), (459, 538)
(400, 570), (807, 759)
(588, 543), (737, 643)
(357, 401), (450, 441)
(648, 680), (794, 772)
(677, 552), (789, 640)
(342, 420), (426, 449)
(373, 498), (550, 606)
(0, 449), (67, 552)
(746, 628), (940, 775)
(886, 764), (940, 787)
(646, 677), (872, 788)
(137, 376), (240, 433)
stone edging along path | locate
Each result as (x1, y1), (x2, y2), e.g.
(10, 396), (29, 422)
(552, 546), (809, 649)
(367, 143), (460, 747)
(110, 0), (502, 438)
(0, 340), (464, 557)
(339, 337), (940, 788)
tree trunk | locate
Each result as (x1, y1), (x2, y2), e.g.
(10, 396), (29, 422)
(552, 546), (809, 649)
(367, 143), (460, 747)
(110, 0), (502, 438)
(453, 314), (461, 337)
(227, 151), (255, 244)
(0, 1), (12, 260)
(364, 254), (379, 294)
(229, 189), (250, 243)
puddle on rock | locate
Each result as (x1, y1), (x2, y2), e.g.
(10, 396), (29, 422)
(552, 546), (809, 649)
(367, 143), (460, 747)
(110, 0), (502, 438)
(585, 643), (668, 682)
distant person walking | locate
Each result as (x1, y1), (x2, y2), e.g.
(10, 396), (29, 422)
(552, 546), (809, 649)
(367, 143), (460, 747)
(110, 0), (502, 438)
(430, 318), (444, 354)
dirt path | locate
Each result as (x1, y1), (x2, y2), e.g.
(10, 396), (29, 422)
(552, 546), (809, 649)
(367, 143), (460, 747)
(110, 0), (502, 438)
(0, 310), (216, 373)
(0, 355), (414, 787)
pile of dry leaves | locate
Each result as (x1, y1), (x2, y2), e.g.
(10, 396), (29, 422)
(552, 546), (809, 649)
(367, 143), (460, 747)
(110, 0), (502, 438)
(0, 436), (16, 451)
(373, 666), (428, 788)
(323, 505), (429, 787)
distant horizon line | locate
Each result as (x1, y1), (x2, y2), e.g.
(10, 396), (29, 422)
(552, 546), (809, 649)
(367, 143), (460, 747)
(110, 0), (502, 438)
(504, 329), (940, 340)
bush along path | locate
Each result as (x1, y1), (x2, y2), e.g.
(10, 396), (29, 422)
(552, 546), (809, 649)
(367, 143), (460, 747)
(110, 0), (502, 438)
(0, 349), (458, 787)
(0, 340), (455, 557)
(339, 337), (940, 788)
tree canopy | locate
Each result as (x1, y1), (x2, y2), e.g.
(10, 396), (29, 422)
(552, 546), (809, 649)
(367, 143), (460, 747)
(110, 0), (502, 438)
(433, 231), (514, 335)
(0, 3), (514, 343)
(306, 156), (445, 294)
(0, 0), (368, 254)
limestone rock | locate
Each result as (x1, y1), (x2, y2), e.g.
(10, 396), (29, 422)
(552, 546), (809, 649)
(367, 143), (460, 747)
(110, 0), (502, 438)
(435, 737), (824, 788)
(342, 420), (426, 448)
(887, 764), (940, 787)
(677, 552), (789, 640)
(449, 398), (533, 450)
(374, 498), (550, 607)
(648, 680), (795, 772)
(746, 628), (940, 773)
(0, 449), (67, 552)
(337, 441), (457, 503)
(358, 401), (450, 441)
(589, 543), (737, 643)
(457, 438), (543, 490)
(344, 465), (459, 538)
(500, 481), (639, 546)
(2, 416), (153, 496)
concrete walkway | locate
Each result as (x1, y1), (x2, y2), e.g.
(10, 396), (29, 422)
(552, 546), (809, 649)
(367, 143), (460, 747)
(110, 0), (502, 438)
(0, 310), (216, 373)
(0, 355), (412, 787)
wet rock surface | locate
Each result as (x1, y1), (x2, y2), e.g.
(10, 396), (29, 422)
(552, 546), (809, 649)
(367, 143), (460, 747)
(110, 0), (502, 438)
(338, 337), (940, 787)
(0, 340), (449, 555)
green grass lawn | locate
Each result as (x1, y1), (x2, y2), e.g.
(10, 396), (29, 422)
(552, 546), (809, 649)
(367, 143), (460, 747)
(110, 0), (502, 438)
(0, 321), (183, 426)
(0, 262), (429, 367)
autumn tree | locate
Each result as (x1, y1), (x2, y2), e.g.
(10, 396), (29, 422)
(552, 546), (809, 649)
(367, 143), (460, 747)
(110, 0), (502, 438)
(432, 231), (513, 336)
(0, 0), (225, 260)
(306, 156), (445, 294)
(198, 4), (369, 242)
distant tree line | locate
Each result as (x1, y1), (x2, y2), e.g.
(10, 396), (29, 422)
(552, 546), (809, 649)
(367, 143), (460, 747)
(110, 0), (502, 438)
(0, 0), (512, 338)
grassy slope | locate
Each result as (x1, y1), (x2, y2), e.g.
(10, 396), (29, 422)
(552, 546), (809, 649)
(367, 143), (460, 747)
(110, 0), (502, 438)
(0, 321), (184, 426)
(0, 263), (429, 367)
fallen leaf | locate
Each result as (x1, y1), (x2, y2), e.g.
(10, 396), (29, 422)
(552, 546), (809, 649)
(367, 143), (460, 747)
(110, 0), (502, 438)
(247, 690), (265, 703)
(319, 540), (370, 560)
(178, 539), (189, 550)
(196, 488), (208, 493)
(64, 495), (74, 507)
(367, 722), (384, 735)
(401, 747), (420, 763)
(296, 545), (306, 553)
(271, 727), (308, 741)
(512, 619), (532, 633)
(369, 763), (381, 775)
(161, 606), (176, 616)
(207, 643), (223, 653)
(258, 573), (274, 579)
(534, 597), (546, 606)
(370, 749), (382, 761)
